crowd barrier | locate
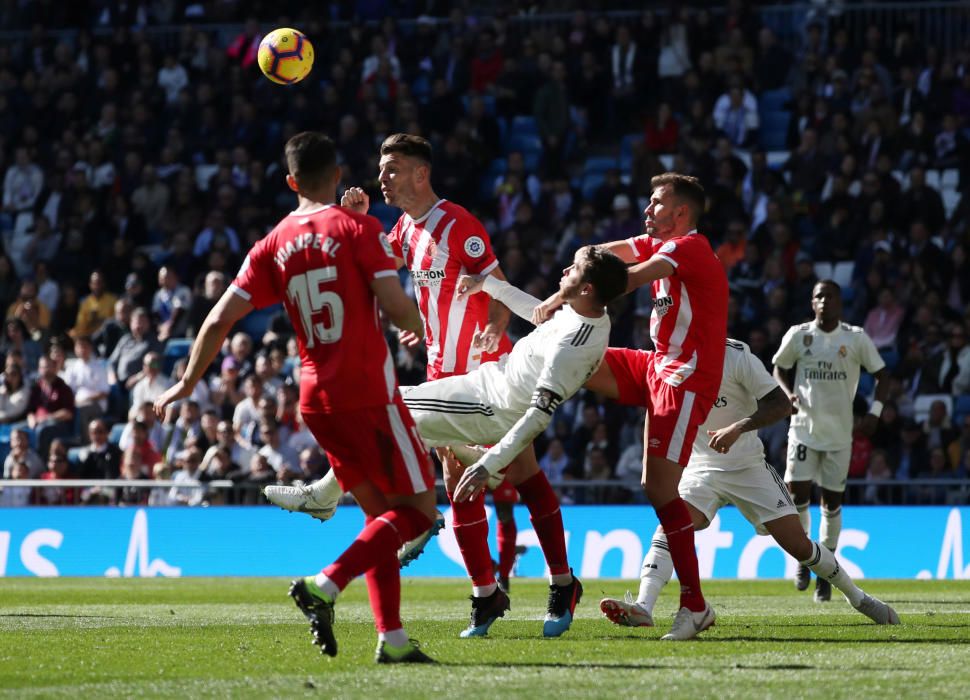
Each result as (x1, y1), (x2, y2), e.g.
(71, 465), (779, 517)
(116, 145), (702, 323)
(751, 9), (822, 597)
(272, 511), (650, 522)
(1, 505), (967, 579)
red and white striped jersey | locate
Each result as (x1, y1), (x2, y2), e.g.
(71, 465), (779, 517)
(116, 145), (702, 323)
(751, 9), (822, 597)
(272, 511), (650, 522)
(388, 199), (512, 380)
(627, 230), (728, 399)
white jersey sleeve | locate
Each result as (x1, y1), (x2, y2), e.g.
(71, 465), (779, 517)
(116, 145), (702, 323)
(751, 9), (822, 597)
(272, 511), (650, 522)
(855, 329), (886, 375)
(689, 340), (776, 469)
(771, 324), (802, 370)
(482, 275), (541, 322)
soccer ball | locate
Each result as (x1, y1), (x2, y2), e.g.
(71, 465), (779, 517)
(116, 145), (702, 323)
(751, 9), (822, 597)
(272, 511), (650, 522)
(257, 28), (314, 85)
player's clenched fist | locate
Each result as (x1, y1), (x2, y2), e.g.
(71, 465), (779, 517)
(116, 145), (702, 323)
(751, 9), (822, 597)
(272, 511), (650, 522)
(340, 186), (369, 214)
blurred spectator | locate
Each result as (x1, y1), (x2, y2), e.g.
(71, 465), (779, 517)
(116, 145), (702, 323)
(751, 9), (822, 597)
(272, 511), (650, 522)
(77, 418), (122, 480)
(712, 84), (760, 148)
(186, 271), (227, 339)
(864, 288), (905, 351)
(71, 271), (117, 339)
(26, 356), (75, 456)
(63, 335), (109, 440)
(0, 460), (32, 506)
(6, 280), (50, 339)
(161, 400), (203, 464)
(109, 307), (161, 392)
(36, 440), (75, 506)
(0, 362), (30, 424)
(863, 449), (894, 505)
(643, 102), (679, 154)
(168, 448), (206, 506)
(152, 266), (192, 341)
(93, 298), (132, 360)
(2, 427), (43, 478)
(129, 351), (173, 416)
(3, 147), (43, 217)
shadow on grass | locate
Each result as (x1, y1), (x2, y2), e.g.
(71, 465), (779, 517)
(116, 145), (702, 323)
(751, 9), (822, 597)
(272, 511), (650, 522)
(0, 613), (118, 619)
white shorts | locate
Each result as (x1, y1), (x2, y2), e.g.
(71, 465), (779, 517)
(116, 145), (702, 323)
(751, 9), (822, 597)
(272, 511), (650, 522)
(680, 460), (798, 536)
(400, 374), (518, 448)
(785, 440), (851, 492)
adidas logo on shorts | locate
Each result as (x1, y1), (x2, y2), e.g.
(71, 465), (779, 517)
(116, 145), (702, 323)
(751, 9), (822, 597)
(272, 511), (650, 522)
(776, 499), (787, 509)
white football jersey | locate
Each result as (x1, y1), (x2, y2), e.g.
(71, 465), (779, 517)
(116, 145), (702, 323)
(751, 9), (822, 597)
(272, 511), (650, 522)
(772, 320), (884, 451)
(476, 304), (610, 413)
(689, 339), (779, 470)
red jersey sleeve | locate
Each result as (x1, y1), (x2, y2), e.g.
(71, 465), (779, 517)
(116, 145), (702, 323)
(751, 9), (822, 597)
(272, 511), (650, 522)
(626, 234), (658, 263)
(231, 234), (281, 309)
(354, 215), (401, 280)
(452, 213), (499, 275)
(653, 234), (705, 273)
(385, 218), (405, 259)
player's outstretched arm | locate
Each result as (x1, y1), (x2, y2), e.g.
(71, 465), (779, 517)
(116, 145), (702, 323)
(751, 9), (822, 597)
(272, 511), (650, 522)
(624, 256), (675, 294)
(708, 386), (792, 453)
(458, 274), (542, 323)
(371, 275), (423, 336)
(598, 239), (640, 264)
(154, 290), (253, 419)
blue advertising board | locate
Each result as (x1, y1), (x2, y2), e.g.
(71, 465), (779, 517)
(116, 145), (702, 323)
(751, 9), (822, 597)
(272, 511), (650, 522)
(0, 505), (968, 579)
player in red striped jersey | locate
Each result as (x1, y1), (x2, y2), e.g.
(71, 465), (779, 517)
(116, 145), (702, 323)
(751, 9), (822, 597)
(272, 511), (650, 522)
(153, 132), (436, 663)
(535, 173), (728, 640)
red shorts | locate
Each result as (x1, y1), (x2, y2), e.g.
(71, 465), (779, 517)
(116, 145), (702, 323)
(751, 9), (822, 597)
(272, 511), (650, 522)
(604, 348), (715, 467)
(302, 395), (434, 496)
(489, 478), (518, 503)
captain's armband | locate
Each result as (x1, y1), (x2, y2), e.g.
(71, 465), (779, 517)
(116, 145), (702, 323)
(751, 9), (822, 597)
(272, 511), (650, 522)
(531, 387), (563, 416)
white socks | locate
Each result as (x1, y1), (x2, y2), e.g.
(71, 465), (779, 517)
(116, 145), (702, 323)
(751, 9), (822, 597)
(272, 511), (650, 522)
(472, 583), (498, 598)
(819, 505), (842, 551)
(551, 572), (573, 587)
(800, 541), (864, 606)
(637, 527), (673, 613)
(379, 628), (409, 647)
(309, 469), (343, 506)
(313, 573), (340, 601)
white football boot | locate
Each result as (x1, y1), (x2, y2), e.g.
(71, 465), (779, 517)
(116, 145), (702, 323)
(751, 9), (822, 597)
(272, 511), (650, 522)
(660, 603), (716, 641)
(854, 595), (901, 625)
(263, 484), (338, 522)
(599, 591), (655, 627)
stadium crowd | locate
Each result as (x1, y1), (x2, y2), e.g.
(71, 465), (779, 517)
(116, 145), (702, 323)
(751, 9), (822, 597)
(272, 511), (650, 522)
(0, 0), (969, 507)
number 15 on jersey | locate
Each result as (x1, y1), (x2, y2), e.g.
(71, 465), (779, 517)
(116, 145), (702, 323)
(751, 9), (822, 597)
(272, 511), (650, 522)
(287, 267), (344, 347)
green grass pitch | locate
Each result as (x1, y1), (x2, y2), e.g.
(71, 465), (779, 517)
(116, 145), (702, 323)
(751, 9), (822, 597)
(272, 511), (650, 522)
(1, 578), (968, 698)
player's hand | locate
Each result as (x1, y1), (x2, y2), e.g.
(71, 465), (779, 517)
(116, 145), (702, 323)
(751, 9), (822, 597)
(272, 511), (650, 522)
(860, 413), (879, 437)
(708, 424), (743, 454)
(472, 322), (501, 353)
(341, 187), (369, 214)
(456, 274), (485, 300)
(153, 381), (192, 420)
(787, 394), (799, 415)
(532, 292), (564, 325)
(454, 464), (490, 502)
(399, 328), (422, 348)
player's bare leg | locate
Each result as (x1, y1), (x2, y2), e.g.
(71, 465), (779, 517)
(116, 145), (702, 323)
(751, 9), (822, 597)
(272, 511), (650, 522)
(814, 488), (845, 602)
(786, 479), (814, 591)
(291, 481), (437, 662)
(444, 449), (510, 637)
(506, 445), (582, 637)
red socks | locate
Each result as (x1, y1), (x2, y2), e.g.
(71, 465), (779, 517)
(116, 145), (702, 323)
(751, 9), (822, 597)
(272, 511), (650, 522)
(516, 472), (569, 577)
(496, 517), (517, 581)
(655, 497), (705, 612)
(449, 491), (496, 587)
(323, 507), (431, 631)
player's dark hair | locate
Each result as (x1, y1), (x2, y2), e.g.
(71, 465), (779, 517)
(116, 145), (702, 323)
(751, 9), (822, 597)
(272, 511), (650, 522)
(284, 131), (337, 192)
(380, 133), (433, 166)
(579, 246), (628, 306)
(815, 279), (842, 296)
(651, 172), (706, 224)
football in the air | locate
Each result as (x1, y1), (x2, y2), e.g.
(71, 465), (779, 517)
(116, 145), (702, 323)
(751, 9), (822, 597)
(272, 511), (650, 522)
(258, 28), (314, 85)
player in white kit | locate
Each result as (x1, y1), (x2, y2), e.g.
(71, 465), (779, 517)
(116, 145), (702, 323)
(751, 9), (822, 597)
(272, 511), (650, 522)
(772, 280), (889, 601)
(599, 339), (899, 627)
(267, 245), (629, 637)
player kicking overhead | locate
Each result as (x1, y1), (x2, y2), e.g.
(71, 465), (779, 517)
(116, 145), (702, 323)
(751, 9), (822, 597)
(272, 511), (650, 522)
(268, 133), (525, 590)
(599, 339), (899, 628)
(271, 245), (628, 637)
(154, 132), (437, 664)
(536, 173), (728, 641)
(772, 280), (889, 601)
